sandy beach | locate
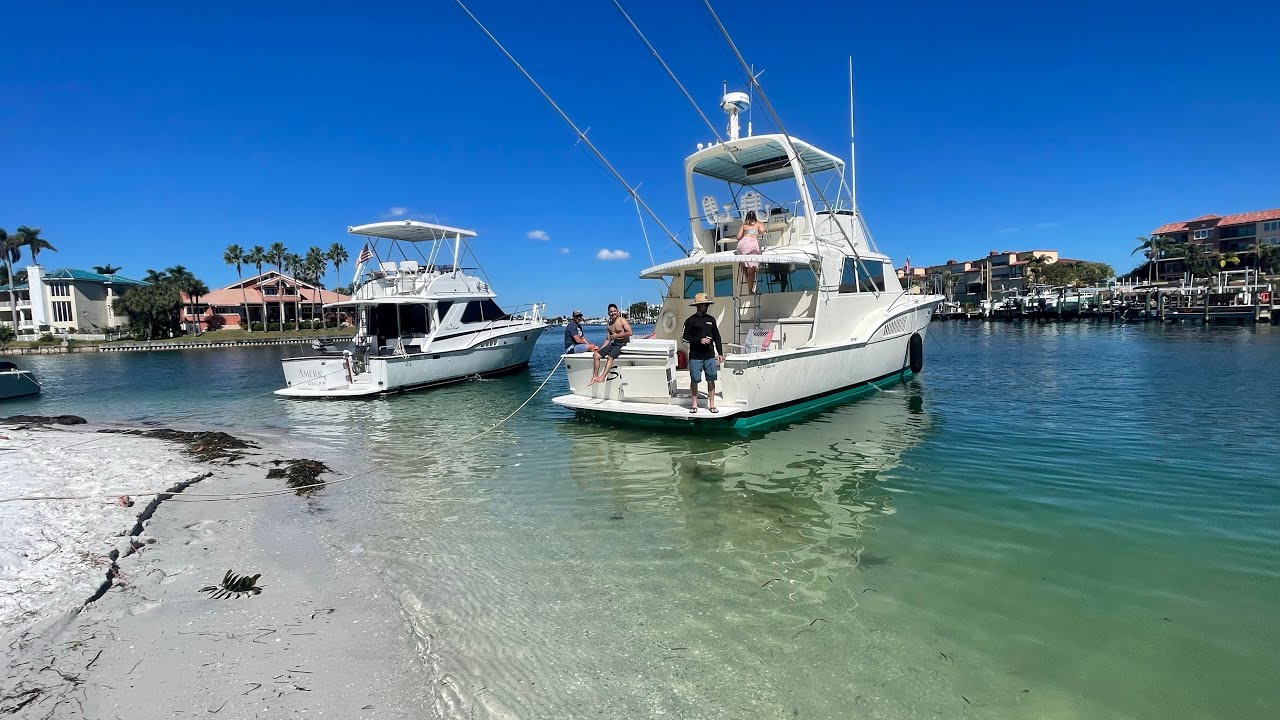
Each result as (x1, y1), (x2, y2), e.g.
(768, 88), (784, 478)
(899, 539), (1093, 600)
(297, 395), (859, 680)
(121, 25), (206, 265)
(0, 419), (428, 719)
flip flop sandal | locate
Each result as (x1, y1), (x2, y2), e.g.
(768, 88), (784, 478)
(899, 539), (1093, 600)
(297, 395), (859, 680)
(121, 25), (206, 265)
(709, 407), (719, 414)
(689, 406), (698, 413)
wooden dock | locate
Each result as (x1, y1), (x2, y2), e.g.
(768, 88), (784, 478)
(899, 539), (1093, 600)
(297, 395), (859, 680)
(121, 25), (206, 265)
(935, 282), (1277, 325)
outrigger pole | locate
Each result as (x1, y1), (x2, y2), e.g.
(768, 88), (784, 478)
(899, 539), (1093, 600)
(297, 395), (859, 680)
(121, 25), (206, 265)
(453, 0), (688, 255)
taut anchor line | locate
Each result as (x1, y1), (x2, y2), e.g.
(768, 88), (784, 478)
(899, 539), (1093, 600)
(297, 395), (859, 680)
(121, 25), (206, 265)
(453, 0), (687, 255)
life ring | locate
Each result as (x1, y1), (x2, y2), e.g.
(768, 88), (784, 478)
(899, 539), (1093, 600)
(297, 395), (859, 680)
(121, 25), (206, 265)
(908, 333), (924, 373)
(660, 311), (677, 333)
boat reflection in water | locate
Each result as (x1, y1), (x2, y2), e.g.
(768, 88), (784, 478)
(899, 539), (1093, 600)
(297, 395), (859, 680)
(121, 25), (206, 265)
(560, 380), (932, 601)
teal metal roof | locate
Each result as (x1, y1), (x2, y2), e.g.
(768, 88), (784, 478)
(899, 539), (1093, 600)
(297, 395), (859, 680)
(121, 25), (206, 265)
(0, 268), (148, 292)
(42, 268), (148, 285)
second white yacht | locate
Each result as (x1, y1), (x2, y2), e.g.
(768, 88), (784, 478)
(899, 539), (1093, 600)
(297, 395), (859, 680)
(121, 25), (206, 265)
(276, 220), (545, 398)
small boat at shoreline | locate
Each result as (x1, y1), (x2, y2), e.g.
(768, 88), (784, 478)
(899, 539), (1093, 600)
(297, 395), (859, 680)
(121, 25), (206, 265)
(552, 92), (942, 429)
(276, 220), (545, 398)
(0, 362), (40, 400)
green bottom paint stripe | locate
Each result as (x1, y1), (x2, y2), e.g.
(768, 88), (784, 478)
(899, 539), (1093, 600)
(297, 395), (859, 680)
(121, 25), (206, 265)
(573, 368), (915, 431)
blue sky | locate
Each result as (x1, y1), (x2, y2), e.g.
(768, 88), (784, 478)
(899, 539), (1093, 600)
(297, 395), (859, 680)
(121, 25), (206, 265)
(2, 0), (1277, 314)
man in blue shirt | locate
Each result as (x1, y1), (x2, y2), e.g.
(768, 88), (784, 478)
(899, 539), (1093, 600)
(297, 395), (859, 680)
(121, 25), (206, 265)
(563, 310), (595, 353)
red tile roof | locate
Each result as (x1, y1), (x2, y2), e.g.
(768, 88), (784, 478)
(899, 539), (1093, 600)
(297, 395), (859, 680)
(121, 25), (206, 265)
(1153, 208), (1280, 235)
(181, 271), (349, 307)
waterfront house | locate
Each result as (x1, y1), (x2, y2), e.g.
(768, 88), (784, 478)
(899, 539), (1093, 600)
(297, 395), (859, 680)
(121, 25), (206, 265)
(0, 266), (147, 339)
(182, 270), (349, 330)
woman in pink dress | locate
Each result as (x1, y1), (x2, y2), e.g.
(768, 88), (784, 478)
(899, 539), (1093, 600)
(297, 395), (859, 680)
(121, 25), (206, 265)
(735, 211), (765, 293)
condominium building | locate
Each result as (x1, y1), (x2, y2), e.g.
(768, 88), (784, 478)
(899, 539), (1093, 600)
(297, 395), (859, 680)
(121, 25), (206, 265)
(0, 266), (147, 338)
(913, 250), (1060, 306)
(1147, 208), (1280, 280)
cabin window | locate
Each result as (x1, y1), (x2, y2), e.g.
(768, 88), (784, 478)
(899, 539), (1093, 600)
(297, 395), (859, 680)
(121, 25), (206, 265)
(839, 258), (886, 293)
(712, 265), (734, 297)
(434, 301), (454, 323)
(759, 264), (818, 294)
(460, 299), (508, 323)
(682, 269), (705, 299)
(368, 304), (431, 337)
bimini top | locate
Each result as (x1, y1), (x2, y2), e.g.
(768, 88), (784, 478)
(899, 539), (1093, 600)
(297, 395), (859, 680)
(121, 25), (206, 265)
(686, 134), (845, 185)
(640, 250), (816, 279)
(348, 220), (478, 242)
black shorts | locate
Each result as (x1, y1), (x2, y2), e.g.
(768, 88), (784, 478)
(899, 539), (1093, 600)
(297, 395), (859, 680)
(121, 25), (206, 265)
(598, 343), (626, 360)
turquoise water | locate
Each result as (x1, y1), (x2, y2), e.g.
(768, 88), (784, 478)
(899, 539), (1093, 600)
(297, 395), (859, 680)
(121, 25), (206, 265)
(7, 323), (1279, 718)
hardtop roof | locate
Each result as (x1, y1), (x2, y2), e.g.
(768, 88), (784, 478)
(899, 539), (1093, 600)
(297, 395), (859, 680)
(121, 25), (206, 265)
(349, 220), (478, 242)
(686, 134), (845, 185)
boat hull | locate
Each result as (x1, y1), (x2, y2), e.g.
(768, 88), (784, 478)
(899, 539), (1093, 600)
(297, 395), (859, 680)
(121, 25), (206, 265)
(553, 303), (936, 430)
(276, 324), (545, 398)
(0, 371), (41, 400)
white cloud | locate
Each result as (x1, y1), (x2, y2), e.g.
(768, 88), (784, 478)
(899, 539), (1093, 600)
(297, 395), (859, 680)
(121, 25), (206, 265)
(559, 247), (570, 255)
(595, 248), (630, 261)
(527, 229), (550, 241)
(999, 227), (1020, 234)
(389, 207), (408, 217)
(1035, 222), (1061, 230)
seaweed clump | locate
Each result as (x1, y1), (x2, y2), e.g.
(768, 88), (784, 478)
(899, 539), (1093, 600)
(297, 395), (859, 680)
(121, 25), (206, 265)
(97, 428), (256, 462)
(1, 414), (87, 426)
(266, 459), (331, 496)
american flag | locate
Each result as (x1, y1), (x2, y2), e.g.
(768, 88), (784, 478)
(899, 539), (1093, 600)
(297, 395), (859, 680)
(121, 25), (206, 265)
(357, 243), (373, 264)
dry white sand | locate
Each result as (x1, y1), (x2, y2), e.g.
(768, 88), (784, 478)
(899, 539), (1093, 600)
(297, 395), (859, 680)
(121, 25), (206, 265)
(0, 422), (428, 719)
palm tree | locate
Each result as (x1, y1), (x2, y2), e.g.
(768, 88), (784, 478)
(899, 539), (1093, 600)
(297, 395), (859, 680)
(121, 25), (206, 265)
(143, 268), (167, 285)
(1245, 238), (1278, 275)
(223, 244), (251, 332)
(163, 266), (197, 332)
(92, 264), (122, 275)
(14, 226), (55, 266)
(1024, 253), (1051, 287)
(245, 245), (267, 329)
(182, 278), (211, 334)
(940, 270), (956, 302)
(284, 252), (302, 328)
(1207, 249), (1241, 272)
(0, 229), (21, 334)
(1131, 235), (1178, 283)
(327, 243), (349, 294)
(1180, 239), (1213, 280)
(267, 242), (288, 329)
(305, 246), (327, 328)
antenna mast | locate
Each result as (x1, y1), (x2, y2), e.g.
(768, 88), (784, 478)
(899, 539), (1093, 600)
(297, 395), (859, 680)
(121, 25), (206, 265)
(848, 56), (857, 213)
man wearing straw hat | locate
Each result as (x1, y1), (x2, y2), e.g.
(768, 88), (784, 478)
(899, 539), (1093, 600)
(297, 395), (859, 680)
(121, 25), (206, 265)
(682, 292), (724, 414)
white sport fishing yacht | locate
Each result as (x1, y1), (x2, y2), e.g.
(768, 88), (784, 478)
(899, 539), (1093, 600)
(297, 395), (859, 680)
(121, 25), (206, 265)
(552, 93), (943, 428)
(276, 220), (545, 398)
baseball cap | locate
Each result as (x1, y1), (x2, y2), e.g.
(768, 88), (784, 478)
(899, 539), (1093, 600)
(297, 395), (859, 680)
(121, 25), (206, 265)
(572, 309), (583, 317)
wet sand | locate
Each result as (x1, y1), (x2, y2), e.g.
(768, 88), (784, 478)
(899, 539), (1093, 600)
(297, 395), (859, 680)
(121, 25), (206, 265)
(1, 422), (428, 719)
